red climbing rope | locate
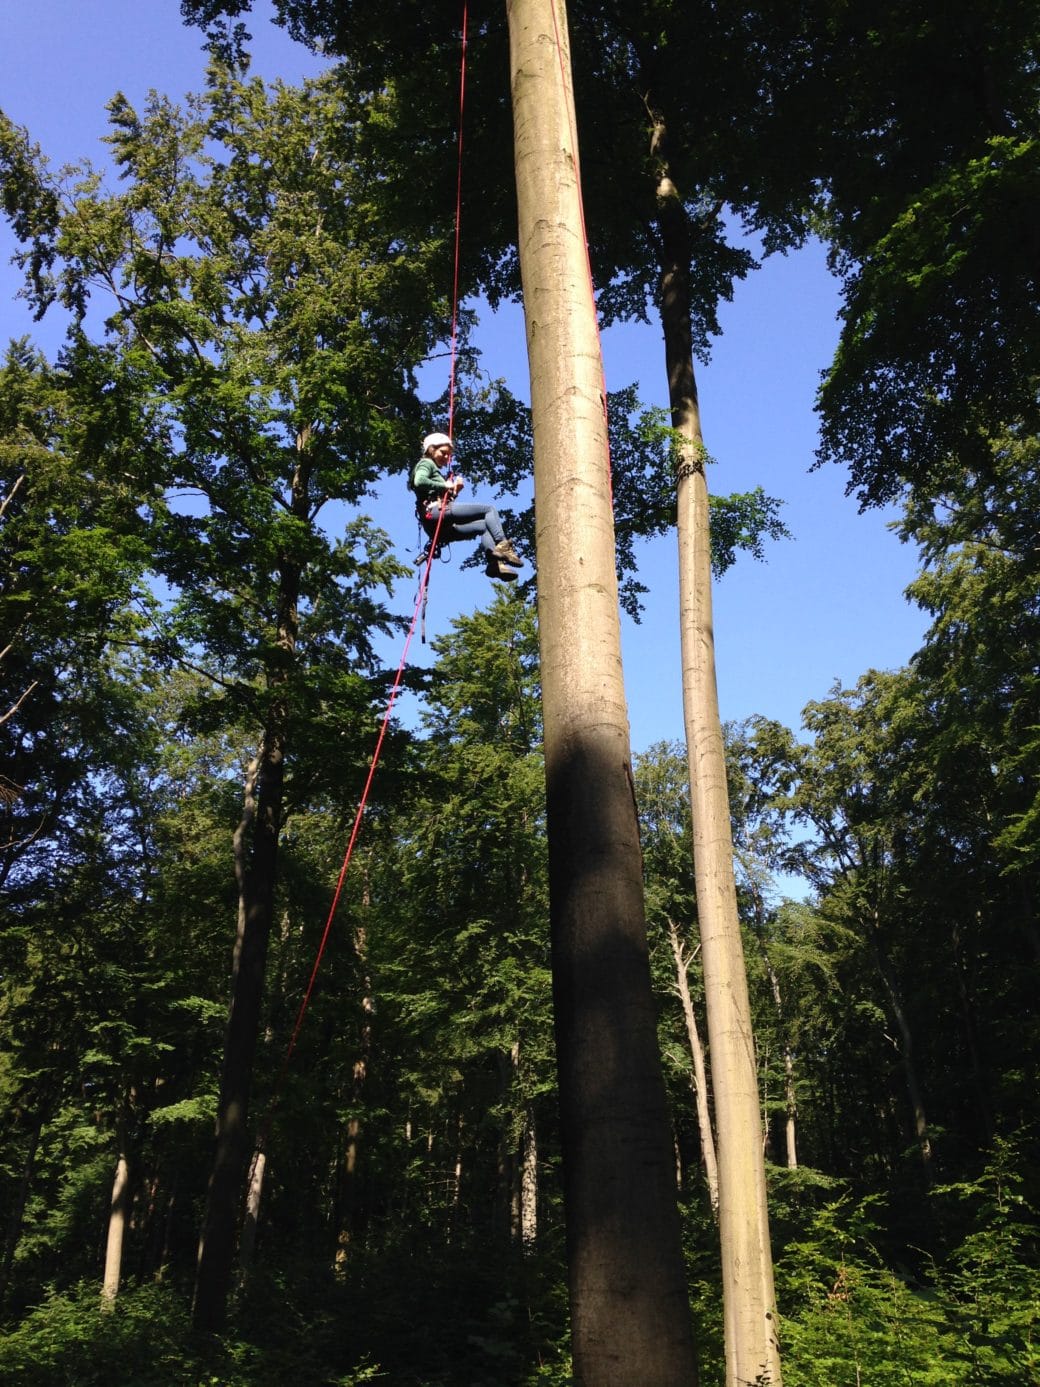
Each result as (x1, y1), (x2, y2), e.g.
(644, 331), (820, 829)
(265, 6), (470, 1104)
(282, 515), (450, 1069)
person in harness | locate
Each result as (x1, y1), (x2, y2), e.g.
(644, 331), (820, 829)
(411, 432), (524, 581)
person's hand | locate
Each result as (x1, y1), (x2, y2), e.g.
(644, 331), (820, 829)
(452, 475), (465, 495)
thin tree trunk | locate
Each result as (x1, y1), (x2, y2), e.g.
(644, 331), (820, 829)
(101, 1112), (132, 1305)
(654, 111), (783, 1387)
(783, 1048), (798, 1171)
(750, 888), (799, 1172)
(508, 5), (697, 1382)
(667, 919), (720, 1217)
(335, 922), (373, 1267)
(520, 1106), (538, 1249)
(238, 1147), (267, 1271)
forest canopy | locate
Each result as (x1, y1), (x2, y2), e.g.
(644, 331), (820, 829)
(1, 1), (1039, 1383)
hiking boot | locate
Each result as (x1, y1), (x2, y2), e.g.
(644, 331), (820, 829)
(493, 538), (523, 567)
(485, 556), (518, 582)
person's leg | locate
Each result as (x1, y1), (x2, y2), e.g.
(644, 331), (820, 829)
(444, 500), (505, 553)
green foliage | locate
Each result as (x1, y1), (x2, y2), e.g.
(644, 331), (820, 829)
(778, 1197), (958, 1387)
(803, 0), (1040, 505)
(774, 1141), (1040, 1387)
(0, 1282), (195, 1387)
(931, 1139), (1040, 1385)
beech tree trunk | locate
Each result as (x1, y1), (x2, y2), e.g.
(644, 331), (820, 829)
(101, 1141), (131, 1304)
(654, 115), (783, 1386)
(508, 4), (697, 1382)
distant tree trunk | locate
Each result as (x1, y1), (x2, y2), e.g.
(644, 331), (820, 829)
(335, 923), (373, 1267)
(193, 447), (307, 1332)
(749, 887), (799, 1171)
(238, 1147), (266, 1271)
(508, 4), (697, 1382)
(667, 919), (720, 1216)
(101, 1110), (132, 1305)
(520, 1106), (538, 1249)
(653, 111), (783, 1387)
(782, 1049), (798, 1171)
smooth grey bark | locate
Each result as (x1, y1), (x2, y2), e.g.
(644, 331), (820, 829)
(508, 3), (697, 1382)
(653, 111), (783, 1386)
(101, 1137), (131, 1304)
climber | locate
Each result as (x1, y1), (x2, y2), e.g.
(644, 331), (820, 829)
(410, 432), (524, 581)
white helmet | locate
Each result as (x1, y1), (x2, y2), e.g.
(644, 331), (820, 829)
(422, 432), (453, 455)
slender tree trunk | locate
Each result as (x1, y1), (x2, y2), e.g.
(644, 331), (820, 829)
(336, 923), (374, 1267)
(520, 1105), (538, 1249)
(508, 1043), (539, 1248)
(508, 5), (697, 1382)
(101, 1110), (132, 1305)
(752, 894), (799, 1172)
(238, 1147), (267, 1271)
(654, 114), (783, 1387)
(667, 920), (720, 1217)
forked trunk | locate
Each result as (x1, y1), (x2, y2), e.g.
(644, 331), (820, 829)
(667, 920), (720, 1216)
(508, 4), (697, 1381)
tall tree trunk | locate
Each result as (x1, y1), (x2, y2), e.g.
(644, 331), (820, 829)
(654, 116), (783, 1387)
(193, 450), (307, 1331)
(667, 919), (720, 1217)
(508, 5), (697, 1382)
(101, 1109), (132, 1305)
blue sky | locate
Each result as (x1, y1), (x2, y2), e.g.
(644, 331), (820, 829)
(1, 0), (929, 753)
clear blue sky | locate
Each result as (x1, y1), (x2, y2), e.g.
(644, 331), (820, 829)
(0, 0), (928, 752)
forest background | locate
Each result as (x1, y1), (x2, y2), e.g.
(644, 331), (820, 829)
(1, 1), (1038, 1385)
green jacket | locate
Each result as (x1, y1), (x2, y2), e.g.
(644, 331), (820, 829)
(409, 456), (451, 510)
